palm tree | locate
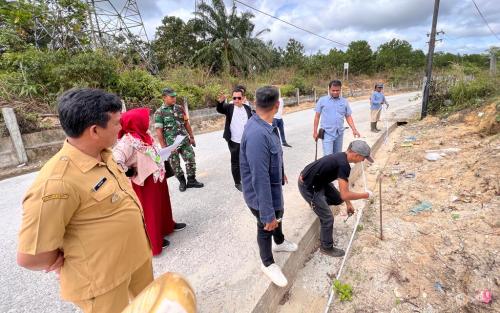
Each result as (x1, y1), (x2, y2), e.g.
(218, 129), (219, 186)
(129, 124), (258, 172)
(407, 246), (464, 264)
(192, 0), (270, 75)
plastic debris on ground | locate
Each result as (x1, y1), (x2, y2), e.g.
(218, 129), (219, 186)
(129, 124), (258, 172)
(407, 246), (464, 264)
(410, 201), (432, 215)
(403, 136), (417, 142)
(400, 142), (413, 147)
(451, 213), (460, 220)
(434, 282), (445, 294)
(425, 152), (442, 161)
(477, 289), (492, 304)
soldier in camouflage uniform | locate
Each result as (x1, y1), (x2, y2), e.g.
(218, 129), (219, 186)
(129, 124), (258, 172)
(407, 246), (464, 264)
(154, 87), (204, 192)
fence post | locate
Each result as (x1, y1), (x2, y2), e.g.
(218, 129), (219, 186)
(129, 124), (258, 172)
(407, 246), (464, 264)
(1, 107), (28, 164)
(296, 88), (300, 106)
(121, 100), (127, 112)
(313, 88), (317, 103)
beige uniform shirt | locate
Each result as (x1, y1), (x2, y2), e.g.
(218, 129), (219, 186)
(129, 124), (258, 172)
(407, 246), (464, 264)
(18, 141), (152, 301)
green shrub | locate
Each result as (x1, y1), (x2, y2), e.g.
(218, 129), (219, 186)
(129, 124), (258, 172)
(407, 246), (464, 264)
(333, 279), (353, 302)
(1, 49), (119, 98)
(0, 72), (25, 99)
(0, 49), (67, 96)
(428, 73), (498, 114)
(53, 51), (119, 91)
(117, 69), (163, 102)
(165, 82), (205, 110)
(450, 77), (496, 106)
(290, 74), (313, 94)
(202, 82), (225, 107)
(280, 84), (296, 97)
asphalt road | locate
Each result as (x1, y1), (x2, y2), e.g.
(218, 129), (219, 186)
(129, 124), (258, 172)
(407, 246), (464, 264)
(0, 91), (420, 313)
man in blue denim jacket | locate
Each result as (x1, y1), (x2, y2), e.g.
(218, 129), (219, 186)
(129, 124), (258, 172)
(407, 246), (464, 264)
(240, 86), (297, 287)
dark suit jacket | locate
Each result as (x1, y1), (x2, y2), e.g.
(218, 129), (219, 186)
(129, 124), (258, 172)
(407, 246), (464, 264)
(216, 101), (253, 142)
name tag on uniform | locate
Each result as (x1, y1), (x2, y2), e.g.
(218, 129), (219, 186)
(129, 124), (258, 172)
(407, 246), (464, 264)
(92, 177), (107, 192)
(42, 194), (69, 202)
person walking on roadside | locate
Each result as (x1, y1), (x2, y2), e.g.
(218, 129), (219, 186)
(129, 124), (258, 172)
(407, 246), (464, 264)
(154, 87), (204, 192)
(274, 97), (292, 147)
(113, 108), (187, 255)
(216, 88), (253, 191)
(17, 88), (153, 313)
(313, 80), (361, 156)
(298, 140), (374, 257)
(240, 86), (298, 288)
(370, 83), (389, 132)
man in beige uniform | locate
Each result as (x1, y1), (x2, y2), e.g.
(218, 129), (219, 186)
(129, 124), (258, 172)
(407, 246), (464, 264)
(17, 88), (153, 313)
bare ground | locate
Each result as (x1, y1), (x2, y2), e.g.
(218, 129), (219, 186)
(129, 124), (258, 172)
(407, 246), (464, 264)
(278, 102), (499, 313)
(343, 105), (499, 313)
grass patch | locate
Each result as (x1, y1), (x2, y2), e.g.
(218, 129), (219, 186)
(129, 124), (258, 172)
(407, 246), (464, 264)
(333, 279), (353, 302)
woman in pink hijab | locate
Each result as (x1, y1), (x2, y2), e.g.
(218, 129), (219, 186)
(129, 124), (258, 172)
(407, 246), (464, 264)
(113, 108), (185, 256)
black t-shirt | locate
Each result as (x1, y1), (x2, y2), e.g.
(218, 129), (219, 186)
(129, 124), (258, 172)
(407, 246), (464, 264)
(300, 152), (351, 189)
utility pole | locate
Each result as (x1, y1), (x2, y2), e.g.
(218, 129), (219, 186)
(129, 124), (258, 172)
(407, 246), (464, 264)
(421, 0), (440, 119)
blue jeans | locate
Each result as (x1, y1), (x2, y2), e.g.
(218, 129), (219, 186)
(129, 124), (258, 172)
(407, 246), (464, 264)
(273, 118), (287, 144)
(322, 135), (344, 156)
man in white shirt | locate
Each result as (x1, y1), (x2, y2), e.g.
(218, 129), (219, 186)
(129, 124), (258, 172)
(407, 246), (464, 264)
(273, 98), (292, 147)
(216, 89), (253, 191)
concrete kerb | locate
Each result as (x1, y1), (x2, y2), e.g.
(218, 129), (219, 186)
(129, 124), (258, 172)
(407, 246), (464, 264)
(251, 121), (403, 313)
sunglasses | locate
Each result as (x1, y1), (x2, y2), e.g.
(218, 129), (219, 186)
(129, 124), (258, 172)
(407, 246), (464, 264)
(233, 97), (242, 100)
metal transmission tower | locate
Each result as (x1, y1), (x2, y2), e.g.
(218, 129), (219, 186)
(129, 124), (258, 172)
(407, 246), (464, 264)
(194, 0), (205, 14)
(86, 0), (158, 74)
(31, 0), (87, 50)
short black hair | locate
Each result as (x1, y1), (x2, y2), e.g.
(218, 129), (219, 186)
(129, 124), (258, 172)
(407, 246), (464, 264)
(255, 86), (279, 111)
(329, 80), (342, 88)
(232, 88), (243, 95)
(57, 88), (122, 138)
(235, 84), (246, 94)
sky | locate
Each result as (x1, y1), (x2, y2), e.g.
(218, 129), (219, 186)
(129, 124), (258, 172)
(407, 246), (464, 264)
(123, 0), (499, 55)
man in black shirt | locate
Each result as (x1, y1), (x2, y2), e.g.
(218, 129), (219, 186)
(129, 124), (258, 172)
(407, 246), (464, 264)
(298, 140), (374, 257)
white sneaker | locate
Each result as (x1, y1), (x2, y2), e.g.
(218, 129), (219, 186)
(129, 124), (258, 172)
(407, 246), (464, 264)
(261, 263), (288, 287)
(273, 239), (298, 252)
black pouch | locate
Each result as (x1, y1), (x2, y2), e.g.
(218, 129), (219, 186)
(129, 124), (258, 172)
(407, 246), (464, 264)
(164, 161), (175, 178)
(317, 128), (325, 140)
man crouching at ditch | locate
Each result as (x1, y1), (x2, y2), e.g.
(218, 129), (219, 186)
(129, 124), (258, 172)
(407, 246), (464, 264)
(298, 140), (375, 257)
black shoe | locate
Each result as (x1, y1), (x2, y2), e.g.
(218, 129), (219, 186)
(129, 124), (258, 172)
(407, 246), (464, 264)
(235, 183), (242, 192)
(174, 222), (186, 232)
(282, 143), (292, 147)
(320, 246), (345, 257)
(187, 176), (204, 188)
(162, 239), (170, 248)
(177, 175), (187, 192)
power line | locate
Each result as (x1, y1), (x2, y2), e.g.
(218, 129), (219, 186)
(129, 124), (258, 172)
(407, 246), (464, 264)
(233, 0), (348, 47)
(471, 0), (500, 41)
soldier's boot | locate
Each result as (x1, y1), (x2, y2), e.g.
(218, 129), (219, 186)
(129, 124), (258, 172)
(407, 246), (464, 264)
(177, 175), (187, 192)
(371, 122), (380, 133)
(186, 176), (204, 188)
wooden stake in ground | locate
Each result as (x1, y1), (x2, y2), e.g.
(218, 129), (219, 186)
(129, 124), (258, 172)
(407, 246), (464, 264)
(379, 177), (383, 240)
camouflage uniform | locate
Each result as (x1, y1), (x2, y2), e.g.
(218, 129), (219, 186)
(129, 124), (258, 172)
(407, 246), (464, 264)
(154, 104), (196, 178)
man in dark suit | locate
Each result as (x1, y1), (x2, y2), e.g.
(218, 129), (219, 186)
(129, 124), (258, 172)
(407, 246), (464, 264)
(216, 88), (253, 191)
